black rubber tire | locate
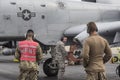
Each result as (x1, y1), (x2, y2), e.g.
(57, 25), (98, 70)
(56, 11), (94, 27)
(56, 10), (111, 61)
(43, 58), (58, 77)
(116, 64), (120, 77)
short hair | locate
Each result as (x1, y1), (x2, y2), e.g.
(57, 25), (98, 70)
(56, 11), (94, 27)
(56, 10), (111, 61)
(27, 29), (34, 34)
(87, 22), (98, 33)
(26, 29), (34, 38)
(61, 36), (67, 41)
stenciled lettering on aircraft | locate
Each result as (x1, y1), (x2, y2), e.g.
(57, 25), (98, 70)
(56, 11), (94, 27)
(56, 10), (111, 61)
(17, 9), (36, 21)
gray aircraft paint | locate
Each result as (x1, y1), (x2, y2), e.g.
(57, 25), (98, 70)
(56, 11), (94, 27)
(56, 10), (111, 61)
(0, 0), (120, 46)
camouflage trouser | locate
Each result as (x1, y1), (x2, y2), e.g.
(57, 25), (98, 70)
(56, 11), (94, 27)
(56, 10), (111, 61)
(57, 60), (65, 80)
(18, 69), (38, 80)
(86, 71), (107, 80)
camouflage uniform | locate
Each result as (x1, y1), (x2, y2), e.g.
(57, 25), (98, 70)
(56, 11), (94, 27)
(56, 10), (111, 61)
(82, 34), (112, 80)
(15, 41), (43, 80)
(54, 41), (67, 80)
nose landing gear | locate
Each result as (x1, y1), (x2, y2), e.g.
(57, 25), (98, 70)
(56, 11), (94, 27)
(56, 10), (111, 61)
(43, 58), (58, 77)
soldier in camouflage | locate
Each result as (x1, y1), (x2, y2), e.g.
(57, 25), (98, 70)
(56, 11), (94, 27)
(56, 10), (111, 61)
(15, 29), (43, 80)
(54, 36), (68, 80)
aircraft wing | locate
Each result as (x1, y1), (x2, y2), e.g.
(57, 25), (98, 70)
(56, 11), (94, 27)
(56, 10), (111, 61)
(64, 21), (120, 46)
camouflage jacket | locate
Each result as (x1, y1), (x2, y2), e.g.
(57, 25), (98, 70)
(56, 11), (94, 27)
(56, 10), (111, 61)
(54, 41), (67, 61)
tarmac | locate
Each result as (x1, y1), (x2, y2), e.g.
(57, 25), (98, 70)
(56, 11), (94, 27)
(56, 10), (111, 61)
(0, 55), (119, 80)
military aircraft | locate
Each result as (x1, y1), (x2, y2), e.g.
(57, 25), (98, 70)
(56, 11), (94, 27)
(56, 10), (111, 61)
(0, 0), (120, 77)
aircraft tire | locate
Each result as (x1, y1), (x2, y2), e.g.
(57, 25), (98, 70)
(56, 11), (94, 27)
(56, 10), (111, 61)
(116, 64), (120, 77)
(43, 58), (58, 77)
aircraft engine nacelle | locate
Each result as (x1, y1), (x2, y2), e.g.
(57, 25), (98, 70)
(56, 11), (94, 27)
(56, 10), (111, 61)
(74, 21), (120, 45)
